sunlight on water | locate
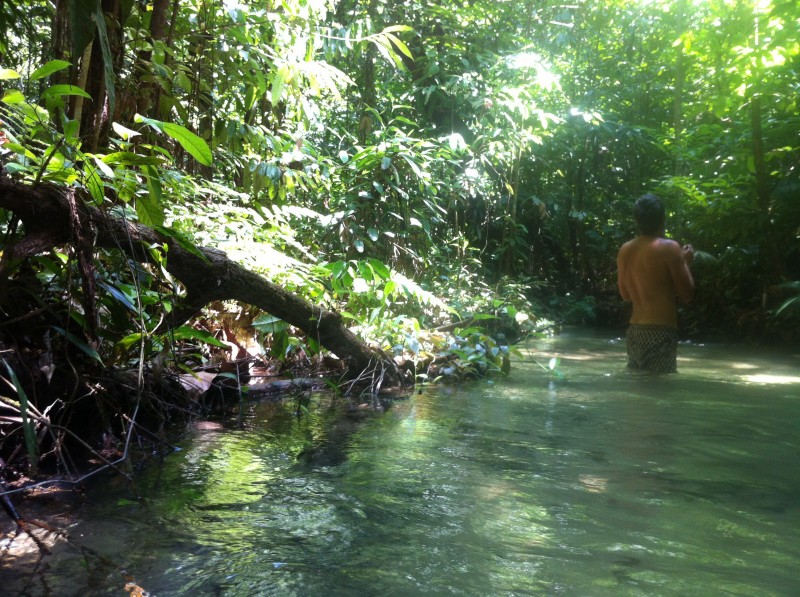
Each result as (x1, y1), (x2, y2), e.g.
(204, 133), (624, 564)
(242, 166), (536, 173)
(2, 330), (798, 596)
(741, 373), (800, 384)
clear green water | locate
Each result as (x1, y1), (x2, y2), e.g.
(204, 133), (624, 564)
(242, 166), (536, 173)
(3, 330), (799, 596)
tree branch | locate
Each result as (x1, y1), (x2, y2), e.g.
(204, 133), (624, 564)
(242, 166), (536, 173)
(0, 180), (407, 392)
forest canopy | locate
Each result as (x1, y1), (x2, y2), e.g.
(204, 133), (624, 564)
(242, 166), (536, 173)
(0, 0), (799, 397)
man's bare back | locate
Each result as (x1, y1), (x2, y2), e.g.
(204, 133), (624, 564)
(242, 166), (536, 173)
(617, 235), (694, 327)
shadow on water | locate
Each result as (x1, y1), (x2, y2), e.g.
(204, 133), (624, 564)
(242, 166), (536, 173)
(2, 329), (799, 596)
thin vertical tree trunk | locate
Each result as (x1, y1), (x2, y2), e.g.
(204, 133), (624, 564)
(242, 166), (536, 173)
(135, 0), (173, 118)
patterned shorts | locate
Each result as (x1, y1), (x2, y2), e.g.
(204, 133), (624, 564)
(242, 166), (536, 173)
(626, 324), (678, 373)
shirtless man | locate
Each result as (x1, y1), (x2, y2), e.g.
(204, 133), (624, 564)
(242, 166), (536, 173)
(617, 193), (694, 373)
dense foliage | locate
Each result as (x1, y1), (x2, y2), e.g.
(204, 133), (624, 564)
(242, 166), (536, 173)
(1, 0), (798, 385)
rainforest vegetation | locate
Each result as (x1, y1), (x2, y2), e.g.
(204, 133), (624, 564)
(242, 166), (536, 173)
(0, 0), (798, 489)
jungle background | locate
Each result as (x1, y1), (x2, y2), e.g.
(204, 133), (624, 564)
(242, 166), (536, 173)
(0, 0), (799, 482)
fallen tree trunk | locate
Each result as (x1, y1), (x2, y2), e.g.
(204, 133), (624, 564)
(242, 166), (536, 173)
(0, 180), (406, 393)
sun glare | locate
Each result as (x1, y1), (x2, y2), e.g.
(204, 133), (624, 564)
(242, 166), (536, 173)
(741, 374), (800, 384)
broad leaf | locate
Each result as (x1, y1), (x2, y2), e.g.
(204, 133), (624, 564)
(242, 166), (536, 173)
(41, 84), (92, 99)
(70, 0), (99, 56)
(153, 226), (211, 263)
(2, 359), (38, 474)
(163, 122), (212, 166)
(52, 326), (104, 365)
(135, 187), (164, 227)
(30, 60), (72, 81)
(2, 89), (26, 104)
(94, 4), (116, 114)
(170, 326), (228, 348)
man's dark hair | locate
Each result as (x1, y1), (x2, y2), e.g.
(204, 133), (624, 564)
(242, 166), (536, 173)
(633, 193), (665, 236)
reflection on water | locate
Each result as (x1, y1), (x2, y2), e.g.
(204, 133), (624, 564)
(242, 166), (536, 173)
(2, 330), (799, 596)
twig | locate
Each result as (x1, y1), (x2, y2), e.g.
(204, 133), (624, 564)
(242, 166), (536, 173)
(122, 413), (181, 453)
(0, 307), (49, 327)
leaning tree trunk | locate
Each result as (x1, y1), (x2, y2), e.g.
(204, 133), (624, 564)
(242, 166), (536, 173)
(0, 180), (406, 393)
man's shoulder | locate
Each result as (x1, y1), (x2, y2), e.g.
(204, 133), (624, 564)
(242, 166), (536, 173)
(619, 237), (640, 252)
(655, 238), (682, 252)
(620, 237), (680, 260)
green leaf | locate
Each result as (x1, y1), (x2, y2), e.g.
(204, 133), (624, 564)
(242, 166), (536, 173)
(83, 161), (105, 205)
(30, 60), (72, 81)
(3, 143), (37, 159)
(112, 122), (141, 140)
(134, 114), (164, 131)
(2, 89), (26, 104)
(271, 64), (290, 106)
(134, 115), (212, 166)
(102, 152), (164, 166)
(70, 0), (99, 56)
(41, 84), (93, 99)
(170, 326), (228, 348)
(99, 281), (137, 312)
(91, 154), (115, 178)
(144, 165), (164, 217)
(368, 258), (391, 279)
(2, 359), (38, 474)
(252, 314), (289, 334)
(135, 188), (164, 227)
(472, 313), (498, 321)
(384, 32), (413, 59)
(327, 260), (347, 279)
(52, 326), (104, 365)
(153, 225), (211, 263)
(163, 123), (212, 166)
(398, 153), (423, 177)
(357, 260), (374, 282)
(0, 68), (21, 80)
(382, 25), (413, 34)
(775, 296), (800, 317)
(116, 333), (144, 350)
(94, 3), (116, 115)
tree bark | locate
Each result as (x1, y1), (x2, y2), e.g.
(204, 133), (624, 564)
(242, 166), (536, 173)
(0, 180), (406, 393)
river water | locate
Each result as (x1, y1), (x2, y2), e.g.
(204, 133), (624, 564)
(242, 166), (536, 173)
(2, 329), (799, 596)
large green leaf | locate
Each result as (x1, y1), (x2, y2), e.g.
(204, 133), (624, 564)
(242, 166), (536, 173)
(2, 359), (38, 474)
(163, 123), (212, 166)
(70, 0), (100, 56)
(52, 326), (104, 365)
(102, 152), (164, 166)
(136, 187), (165, 227)
(94, 3), (116, 114)
(170, 326), (228, 348)
(83, 161), (105, 205)
(2, 89), (26, 104)
(41, 84), (93, 100)
(252, 314), (289, 334)
(135, 115), (212, 166)
(153, 226), (211, 264)
(30, 60), (72, 81)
